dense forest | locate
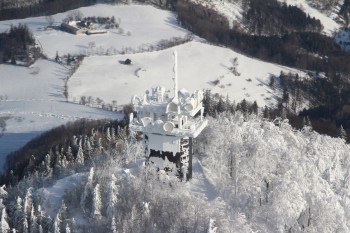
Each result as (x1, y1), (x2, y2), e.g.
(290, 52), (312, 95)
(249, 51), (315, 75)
(0, 24), (40, 65)
(244, 0), (323, 35)
(0, 0), (98, 20)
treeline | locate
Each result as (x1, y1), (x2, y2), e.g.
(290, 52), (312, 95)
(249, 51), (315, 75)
(1, 118), (129, 185)
(202, 90), (258, 117)
(244, 0), (323, 35)
(176, 0), (350, 73)
(266, 71), (350, 140)
(0, 0), (97, 21)
(340, 0), (350, 25)
(0, 24), (40, 65)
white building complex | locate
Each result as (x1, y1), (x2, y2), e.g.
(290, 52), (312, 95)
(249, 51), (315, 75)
(129, 51), (208, 180)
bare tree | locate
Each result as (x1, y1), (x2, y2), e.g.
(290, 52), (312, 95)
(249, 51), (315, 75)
(45, 15), (54, 27)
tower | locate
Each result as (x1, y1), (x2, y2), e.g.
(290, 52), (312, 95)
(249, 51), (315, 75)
(129, 51), (208, 180)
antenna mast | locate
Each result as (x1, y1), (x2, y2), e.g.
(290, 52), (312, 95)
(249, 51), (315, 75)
(173, 51), (178, 101)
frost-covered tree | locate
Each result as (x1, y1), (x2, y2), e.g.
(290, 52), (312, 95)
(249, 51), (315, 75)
(29, 204), (37, 233)
(75, 140), (84, 165)
(92, 184), (102, 219)
(207, 219), (217, 233)
(111, 127), (116, 142)
(11, 197), (23, 232)
(80, 167), (94, 213)
(66, 146), (73, 161)
(83, 136), (92, 157)
(22, 218), (28, 233)
(106, 174), (118, 218)
(23, 188), (33, 219)
(65, 223), (71, 233)
(44, 154), (52, 177)
(0, 186), (7, 201)
(53, 212), (61, 233)
(106, 127), (112, 143)
(0, 208), (10, 233)
(110, 216), (117, 233)
(339, 124), (347, 141)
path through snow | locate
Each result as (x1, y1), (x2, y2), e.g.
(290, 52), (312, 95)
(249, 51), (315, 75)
(189, 158), (219, 202)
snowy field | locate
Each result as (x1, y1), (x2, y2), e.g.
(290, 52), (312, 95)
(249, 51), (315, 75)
(0, 59), (121, 168)
(0, 4), (189, 58)
(69, 41), (304, 107)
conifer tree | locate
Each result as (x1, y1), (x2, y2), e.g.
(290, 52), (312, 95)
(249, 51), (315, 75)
(111, 127), (116, 142)
(75, 140), (84, 165)
(107, 174), (118, 218)
(81, 167), (94, 213)
(0, 208), (10, 233)
(29, 204), (37, 233)
(44, 154), (52, 177)
(339, 125), (347, 141)
(106, 128), (112, 143)
(92, 184), (102, 219)
(23, 188), (33, 219)
(66, 146), (73, 162)
(53, 212), (61, 233)
(111, 216), (117, 233)
(65, 223), (71, 233)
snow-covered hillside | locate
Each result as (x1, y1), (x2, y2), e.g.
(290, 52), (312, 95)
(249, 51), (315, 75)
(197, 0), (341, 36)
(0, 59), (121, 167)
(190, 0), (244, 29)
(278, 0), (341, 35)
(68, 41), (305, 108)
(0, 4), (189, 58)
(0, 4), (189, 166)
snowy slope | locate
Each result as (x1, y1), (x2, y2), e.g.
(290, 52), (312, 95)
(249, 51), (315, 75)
(278, 0), (341, 35)
(0, 4), (189, 167)
(0, 4), (189, 58)
(0, 59), (121, 168)
(68, 41), (305, 107)
(190, 0), (341, 36)
(190, 0), (243, 29)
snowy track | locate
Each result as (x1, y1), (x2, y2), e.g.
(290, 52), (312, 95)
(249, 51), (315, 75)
(190, 158), (219, 202)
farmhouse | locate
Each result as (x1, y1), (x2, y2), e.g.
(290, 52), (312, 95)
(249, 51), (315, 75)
(60, 22), (83, 35)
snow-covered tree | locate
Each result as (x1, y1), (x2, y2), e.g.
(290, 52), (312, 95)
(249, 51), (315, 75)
(339, 124), (347, 141)
(44, 154), (52, 177)
(53, 211), (61, 233)
(0, 186), (7, 201)
(23, 188), (33, 219)
(10, 197), (22, 232)
(92, 184), (102, 219)
(83, 136), (92, 157)
(65, 223), (71, 233)
(81, 167), (94, 213)
(106, 174), (118, 218)
(110, 216), (117, 233)
(111, 127), (116, 142)
(29, 204), (37, 233)
(106, 128), (112, 143)
(207, 218), (217, 233)
(22, 218), (28, 233)
(0, 208), (10, 233)
(75, 140), (84, 165)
